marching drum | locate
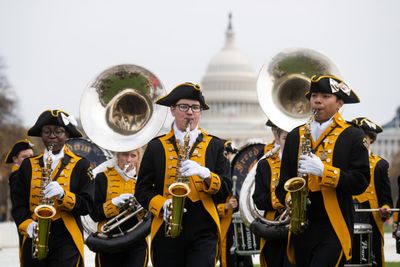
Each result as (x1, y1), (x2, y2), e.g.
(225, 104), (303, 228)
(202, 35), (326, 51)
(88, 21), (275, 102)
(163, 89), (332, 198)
(231, 212), (260, 256)
(345, 223), (372, 267)
(231, 143), (265, 198)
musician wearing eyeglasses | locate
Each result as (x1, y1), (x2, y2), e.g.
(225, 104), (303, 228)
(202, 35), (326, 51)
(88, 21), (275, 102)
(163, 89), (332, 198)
(352, 117), (393, 267)
(11, 109), (94, 267)
(135, 83), (231, 267)
(89, 148), (148, 267)
(276, 76), (370, 267)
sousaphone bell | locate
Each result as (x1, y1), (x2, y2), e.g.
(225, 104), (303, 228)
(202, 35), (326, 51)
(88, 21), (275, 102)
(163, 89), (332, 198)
(80, 64), (168, 252)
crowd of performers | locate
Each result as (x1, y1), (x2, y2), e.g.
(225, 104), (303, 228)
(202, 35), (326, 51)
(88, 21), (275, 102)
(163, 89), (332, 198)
(5, 76), (400, 267)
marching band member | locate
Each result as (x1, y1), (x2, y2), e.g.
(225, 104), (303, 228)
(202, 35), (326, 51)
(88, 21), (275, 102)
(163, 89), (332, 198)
(253, 125), (293, 267)
(135, 82), (231, 267)
(276, 75), (370, 267)
(352, 117), (393, 267)
(218, 140), (253, 267)
(218, 140), (238, 267)
(11, 109), (94, 267)
(6, 139), (35, 204)
(263, 119), (279, 155)
(90, 148), (148, 267)
(6, 139), (34, 251)
(393, 175), (400, 254)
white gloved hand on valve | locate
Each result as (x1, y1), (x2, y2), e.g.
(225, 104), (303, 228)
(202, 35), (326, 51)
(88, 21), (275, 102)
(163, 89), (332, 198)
(298, 153), (324, 177)
(180, 160), (211, 180)
(44, 181), (65, 200)
(163, 199), (172, 222)
(111, 193), (133, 208)
(27, 221), (38, 238)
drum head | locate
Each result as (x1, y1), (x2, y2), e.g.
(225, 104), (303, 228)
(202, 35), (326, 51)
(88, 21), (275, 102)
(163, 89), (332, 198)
(66, 138), (112, 168)
(231, 143), (265, 197)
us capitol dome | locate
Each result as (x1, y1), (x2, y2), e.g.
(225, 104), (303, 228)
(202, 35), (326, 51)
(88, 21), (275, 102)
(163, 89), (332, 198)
(200, 14), (269, 146)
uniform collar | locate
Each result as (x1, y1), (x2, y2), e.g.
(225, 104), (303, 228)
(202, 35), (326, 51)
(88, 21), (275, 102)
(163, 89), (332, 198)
(173, 122), (201, 147)
(43, 145), (65, 171)
(115, 164), (137, 181)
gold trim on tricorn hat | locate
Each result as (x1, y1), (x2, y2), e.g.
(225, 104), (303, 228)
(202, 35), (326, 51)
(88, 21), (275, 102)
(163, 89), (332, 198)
(351, 117), (383, 134)
(5, 139), (34, 164)
(156, 82), (210, 110)
(27, 109), (82, 138)
(305, 75), (360, 104)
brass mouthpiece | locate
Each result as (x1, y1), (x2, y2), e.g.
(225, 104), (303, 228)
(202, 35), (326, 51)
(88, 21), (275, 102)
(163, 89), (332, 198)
(123, 163), (130, 173)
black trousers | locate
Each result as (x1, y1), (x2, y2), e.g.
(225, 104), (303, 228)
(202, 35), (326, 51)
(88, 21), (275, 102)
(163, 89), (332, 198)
(262, 238), (293, 267)
(151, 201), (218, 267)
(223, 224), (253, 267)
(371, 220), (383, 267)
(21, 220), (81, 267)
(292, 220), (346, 267)
(95, 239), (148, 267)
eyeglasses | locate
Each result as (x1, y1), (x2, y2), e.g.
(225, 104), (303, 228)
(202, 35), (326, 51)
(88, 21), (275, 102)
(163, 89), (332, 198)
(174, 104), (202, 113)
(41, 127), (66, 137)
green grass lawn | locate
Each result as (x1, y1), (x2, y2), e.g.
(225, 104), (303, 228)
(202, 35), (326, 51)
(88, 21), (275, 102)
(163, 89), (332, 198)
(250, 264), (398, 267)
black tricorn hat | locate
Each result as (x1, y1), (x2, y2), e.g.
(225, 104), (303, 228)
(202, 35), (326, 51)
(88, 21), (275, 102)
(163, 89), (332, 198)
(351, 117), (383, 134)
(5, 139), (34, 164)
(265, 119), (277, 128)
(305, 75), (360, 104)
(156, 82), (210, 110)
(27, 110), (82, 138)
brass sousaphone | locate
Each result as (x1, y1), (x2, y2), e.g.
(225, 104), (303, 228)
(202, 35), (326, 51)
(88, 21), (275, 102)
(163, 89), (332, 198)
(239, 48), (340, 239)
(80, 64), (168, 252)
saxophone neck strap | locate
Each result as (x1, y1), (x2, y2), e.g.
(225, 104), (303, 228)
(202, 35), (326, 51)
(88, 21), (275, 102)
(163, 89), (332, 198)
(53, 155), (71, 181)
(311, 124), (338, 154)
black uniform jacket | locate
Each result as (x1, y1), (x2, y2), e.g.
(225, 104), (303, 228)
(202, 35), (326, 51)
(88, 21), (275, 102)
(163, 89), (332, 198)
(253, 155), (283, 213)
(276, 114), (370, 261)
(373, 158), (393, 209)
(354, 154), (393, 237)
(8, 165), (20, 207)
(11, 146), (94, 258)
(135, 129), (231, 238)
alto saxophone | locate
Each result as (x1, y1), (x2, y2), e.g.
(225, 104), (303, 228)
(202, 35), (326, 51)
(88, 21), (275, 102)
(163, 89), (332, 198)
(284, 110), (316, 235)
(165, 120), (191, 238)
(32, 145), (57, 260)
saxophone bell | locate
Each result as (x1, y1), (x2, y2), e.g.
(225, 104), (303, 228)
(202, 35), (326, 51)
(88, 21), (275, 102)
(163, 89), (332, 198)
(284, 177), (308, 235)
(284, 111), (315, 235)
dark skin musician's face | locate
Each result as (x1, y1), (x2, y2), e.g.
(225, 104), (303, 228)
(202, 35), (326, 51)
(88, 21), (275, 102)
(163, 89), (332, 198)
(41, 125), (69, 153)
(310, 92), (344, 123)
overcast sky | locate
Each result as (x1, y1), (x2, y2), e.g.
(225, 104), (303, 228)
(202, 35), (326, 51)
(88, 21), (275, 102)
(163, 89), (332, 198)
(0, 0), (399, 129)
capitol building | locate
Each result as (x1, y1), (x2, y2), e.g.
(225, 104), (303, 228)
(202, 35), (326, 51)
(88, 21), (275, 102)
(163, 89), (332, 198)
(371, 107), (400, 163)
(199, 15), (269, 147)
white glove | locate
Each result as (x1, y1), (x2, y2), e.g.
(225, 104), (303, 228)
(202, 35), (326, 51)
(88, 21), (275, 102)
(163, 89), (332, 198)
(163, 199), (172, 222)
(298, 154), (324, 177)
(27, 221), (38, 238)
(180, 160), (211, 180)
(44, 181), (65, 200)
(111, 193), (133, 208)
